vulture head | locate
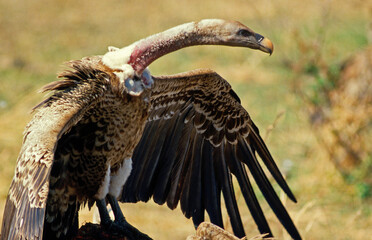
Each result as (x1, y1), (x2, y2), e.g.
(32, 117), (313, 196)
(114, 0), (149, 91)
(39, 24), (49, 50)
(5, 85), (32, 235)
(101, 19), (273, 96)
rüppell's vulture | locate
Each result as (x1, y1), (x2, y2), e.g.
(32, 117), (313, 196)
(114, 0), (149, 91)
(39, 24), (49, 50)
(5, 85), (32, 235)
(1, 19), (301, 240)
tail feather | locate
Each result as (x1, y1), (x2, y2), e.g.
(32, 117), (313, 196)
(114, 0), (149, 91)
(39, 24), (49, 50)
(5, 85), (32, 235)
(43, 199), (79, 240)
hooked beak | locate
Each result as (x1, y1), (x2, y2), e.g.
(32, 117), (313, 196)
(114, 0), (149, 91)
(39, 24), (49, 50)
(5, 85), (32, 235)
(255, 33), (274, 55)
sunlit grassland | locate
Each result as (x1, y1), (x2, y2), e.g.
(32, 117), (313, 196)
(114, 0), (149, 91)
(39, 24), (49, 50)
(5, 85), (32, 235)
(0, 0), (371, 239)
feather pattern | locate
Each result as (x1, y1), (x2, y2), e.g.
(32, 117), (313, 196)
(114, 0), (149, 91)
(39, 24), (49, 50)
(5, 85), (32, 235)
(1, 57), (149, 239)
(1, 63), (105, 239)
(122, 69), (301, 239)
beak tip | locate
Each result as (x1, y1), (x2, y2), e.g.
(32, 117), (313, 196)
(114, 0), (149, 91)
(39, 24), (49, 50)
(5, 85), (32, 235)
(260, 37), (274, 55)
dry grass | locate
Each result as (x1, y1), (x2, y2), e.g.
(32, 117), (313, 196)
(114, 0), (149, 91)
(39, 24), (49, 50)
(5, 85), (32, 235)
(285, 5), (372, 198)
(307, 46), (372, 181)
(1, 0), (372, 239)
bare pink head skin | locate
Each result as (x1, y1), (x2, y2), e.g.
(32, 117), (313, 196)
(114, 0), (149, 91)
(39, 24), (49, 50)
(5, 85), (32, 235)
(101, 19), (273, 94)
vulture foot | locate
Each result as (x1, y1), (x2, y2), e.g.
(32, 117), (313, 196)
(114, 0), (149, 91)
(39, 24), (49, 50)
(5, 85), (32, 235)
(102, 220), (135, 238)
(113, 219), (152, 240)
(96, 196), (152, 240)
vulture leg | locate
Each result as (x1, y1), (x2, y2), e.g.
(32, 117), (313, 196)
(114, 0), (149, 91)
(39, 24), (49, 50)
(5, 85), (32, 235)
(96, 196), (152, 240)
(107, 194), (152, 240)
(107, 194), (126, 223)
(96, 198), (129, 236)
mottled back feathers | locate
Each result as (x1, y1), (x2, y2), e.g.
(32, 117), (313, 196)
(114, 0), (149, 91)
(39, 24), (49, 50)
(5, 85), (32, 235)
(1, 57), (113, 239)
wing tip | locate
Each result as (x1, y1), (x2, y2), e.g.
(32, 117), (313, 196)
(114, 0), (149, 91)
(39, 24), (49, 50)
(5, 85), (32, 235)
(1, 196), (16, 239)
(288, 190), (297, 203)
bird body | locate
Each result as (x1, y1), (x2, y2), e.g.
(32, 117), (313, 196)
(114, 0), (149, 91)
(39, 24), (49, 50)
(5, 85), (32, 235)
(1, 19), (301, 240)
(45, 57), (150, 200)
(2, 56), (152, 239)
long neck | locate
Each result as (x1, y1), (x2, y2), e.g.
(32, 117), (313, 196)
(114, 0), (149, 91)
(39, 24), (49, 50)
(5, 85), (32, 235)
(128, 20), (226, 73)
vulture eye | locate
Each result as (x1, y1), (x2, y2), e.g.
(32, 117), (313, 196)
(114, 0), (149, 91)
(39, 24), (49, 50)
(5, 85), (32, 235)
(237, 29), (252, 37)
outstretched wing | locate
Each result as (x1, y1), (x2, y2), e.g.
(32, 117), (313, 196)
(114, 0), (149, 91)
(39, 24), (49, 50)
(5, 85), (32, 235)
(121, 69), (301, 239)
(1, 58), (108, 240)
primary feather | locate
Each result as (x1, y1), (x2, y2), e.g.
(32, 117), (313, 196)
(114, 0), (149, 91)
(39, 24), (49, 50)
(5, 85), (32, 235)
(122, 70), (300, 239)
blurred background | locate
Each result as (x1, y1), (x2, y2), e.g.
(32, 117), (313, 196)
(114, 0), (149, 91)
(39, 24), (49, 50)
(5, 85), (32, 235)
(0, 0), (371, 239)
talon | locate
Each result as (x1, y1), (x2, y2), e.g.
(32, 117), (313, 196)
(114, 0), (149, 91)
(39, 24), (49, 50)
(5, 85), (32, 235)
(101, 220), (135, 238)
(113, 219), (152, 240)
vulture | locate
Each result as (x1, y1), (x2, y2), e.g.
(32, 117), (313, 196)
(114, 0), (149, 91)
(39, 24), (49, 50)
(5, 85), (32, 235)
(0, 19), (301, 240)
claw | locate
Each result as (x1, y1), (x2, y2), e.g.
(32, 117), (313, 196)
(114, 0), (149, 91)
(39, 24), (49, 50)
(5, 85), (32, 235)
(102, 220), (135, 238)
(115, 219), (152, 240)
(100, 218), (152, 240)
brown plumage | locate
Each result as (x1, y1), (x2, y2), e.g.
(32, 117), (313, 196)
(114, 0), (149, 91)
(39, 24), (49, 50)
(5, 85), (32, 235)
(1, 19), (300, 240)
(123, 69), (299, 238)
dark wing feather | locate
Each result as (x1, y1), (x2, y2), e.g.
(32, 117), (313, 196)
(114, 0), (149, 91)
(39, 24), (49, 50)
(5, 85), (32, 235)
(1, 59), (108, 240)
(122, 69), (301, 239)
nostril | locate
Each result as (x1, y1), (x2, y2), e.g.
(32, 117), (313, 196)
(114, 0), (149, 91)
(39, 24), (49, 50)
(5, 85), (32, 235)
(255, 33), (264, 43)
